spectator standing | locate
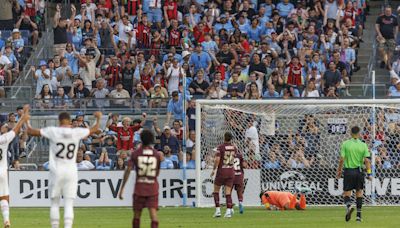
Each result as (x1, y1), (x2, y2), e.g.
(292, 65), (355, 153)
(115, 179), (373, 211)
(56, 57), (74, 94)
(166, 90), (183, 124)
(107, 113), (146, 157)
(190, 43), (212, 74)
(167, 59), (184, 95)
(376, 5), (398, 69)
(53, 4), (76, 56)
(76, 43), (101, 89)
(105, 56), (122, 88)
(32, 60), (52, 95)
(0, 0), (14, 30)
(322, 61), (341, 95)
(15, 13), (39, 46)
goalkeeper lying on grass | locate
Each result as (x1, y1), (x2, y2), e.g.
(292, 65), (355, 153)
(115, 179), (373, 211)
(260, 188), (311, 210)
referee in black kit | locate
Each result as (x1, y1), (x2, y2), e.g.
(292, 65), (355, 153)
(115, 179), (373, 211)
(336, 126), (372, 222)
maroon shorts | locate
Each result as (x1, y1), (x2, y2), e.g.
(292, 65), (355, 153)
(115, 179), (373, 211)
(133, 194), (158, 211)
(233, 174), (244, 190)
(214, 176), (234, 187)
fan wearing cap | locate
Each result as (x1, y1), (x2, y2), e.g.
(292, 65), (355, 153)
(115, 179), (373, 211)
(32, 60), (52, 95)
(157, 125), (180, 155)
(9, 29), (24, 56)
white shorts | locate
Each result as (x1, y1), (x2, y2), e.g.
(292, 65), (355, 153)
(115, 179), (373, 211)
(0, 170), (9, 197)
(49, 171), (78, 199)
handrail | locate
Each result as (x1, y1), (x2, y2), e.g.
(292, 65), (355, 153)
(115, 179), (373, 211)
(363, 6), (378, 97)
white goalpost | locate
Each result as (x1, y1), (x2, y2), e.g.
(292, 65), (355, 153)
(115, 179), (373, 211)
(195, 99), (400, 207)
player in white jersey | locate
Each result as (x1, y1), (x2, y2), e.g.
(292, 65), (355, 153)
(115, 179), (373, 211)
(26, 111), (102, 228)
(0, 111), (29, 228)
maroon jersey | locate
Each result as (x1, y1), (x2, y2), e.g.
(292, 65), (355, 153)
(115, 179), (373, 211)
(130, 146), (161, 196)
(215, 143), (236, 178)
(233, 152), (244, 176)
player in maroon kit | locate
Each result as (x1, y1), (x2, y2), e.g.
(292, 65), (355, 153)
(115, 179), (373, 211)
(118, 129), (163, 228)
(233, 151), (245, 214)
(211, 132), (237, 218)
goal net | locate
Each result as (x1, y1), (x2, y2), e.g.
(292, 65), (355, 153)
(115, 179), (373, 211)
(195, 99), (400, 207)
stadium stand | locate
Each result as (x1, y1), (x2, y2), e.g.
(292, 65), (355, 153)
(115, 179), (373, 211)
(0, 0), (388, 171)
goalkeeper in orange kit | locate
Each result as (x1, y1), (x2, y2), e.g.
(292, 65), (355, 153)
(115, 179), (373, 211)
(259, 189), (309, 210)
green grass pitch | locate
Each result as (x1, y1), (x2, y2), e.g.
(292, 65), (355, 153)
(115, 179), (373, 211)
(3, 206), (400, 227)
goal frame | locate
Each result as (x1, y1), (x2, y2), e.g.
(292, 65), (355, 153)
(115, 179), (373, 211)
(195, 99), (400, 207)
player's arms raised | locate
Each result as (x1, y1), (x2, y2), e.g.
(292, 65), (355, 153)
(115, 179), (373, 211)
(118, 163), (132, 200)
(89, 111), (103, 135)
(11, 112), (30, 135)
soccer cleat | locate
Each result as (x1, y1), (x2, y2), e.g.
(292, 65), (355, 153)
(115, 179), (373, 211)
(4, 221), (10, 228)
(345, 207), (354, 222)
(356, 216), (362, 222)
(295, 187), (312, 194)
(213, 211), (221, 218)
(224, 210), (232, 218)
(239, 204), (244, 214)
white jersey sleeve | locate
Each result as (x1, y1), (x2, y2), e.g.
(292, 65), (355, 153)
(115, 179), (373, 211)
(0, 131), (16, 145)
(73, 127), (90, 139)
(40, 127), (54, 139)
(0, 131), (16, 172)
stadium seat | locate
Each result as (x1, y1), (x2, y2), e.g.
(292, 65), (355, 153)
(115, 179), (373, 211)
(95, 147), (103, 154)
(106, 147), (117, 155)
(1, 30), (11, 40)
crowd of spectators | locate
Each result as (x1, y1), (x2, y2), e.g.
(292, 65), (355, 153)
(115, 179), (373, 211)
(0, 0), (45, 89)
(1, 0), (378, 169)
(31, 0), (370, 111)
(37, 111), (195, 171)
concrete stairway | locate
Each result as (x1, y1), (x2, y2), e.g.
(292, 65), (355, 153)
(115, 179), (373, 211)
(349, 6), (385, 97)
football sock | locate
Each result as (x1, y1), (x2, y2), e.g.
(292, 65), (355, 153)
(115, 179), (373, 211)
(237, 186), (244, 203)
(0, 200), (9, 222)
(300, 194), (307, 209)
(213, 192), (220, 207)
(344, 196), (351, 209)
(356, 197), (363, 218)
(226, 194), (233, 209)
(50, 198), (60, 228)
(64, 198), (74, 228)
(289, 194), (297, 209)
(151, 220), (159, 228)
(133, 218), (140, 228)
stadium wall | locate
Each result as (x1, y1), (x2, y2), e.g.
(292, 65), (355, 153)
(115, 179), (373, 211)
(9, 169), (400, 207)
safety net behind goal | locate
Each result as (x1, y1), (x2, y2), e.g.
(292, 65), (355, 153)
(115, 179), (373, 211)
(196, 100), (400, 207)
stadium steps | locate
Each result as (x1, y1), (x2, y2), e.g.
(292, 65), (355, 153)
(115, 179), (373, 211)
(350, 6), (383, 97)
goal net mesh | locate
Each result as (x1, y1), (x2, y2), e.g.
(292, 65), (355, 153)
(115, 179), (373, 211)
(197, 102), (400, 206)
